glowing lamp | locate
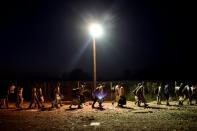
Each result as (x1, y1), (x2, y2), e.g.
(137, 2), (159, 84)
(89, 23), (103, 38)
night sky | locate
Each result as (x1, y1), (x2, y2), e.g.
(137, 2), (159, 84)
(0, 0), (195, 80)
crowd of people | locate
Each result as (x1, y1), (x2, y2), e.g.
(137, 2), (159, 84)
(0, 81), (197, 110)
(0, 81), (63, 110)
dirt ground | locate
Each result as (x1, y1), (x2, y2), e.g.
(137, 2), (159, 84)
(1, 100), (197, 131)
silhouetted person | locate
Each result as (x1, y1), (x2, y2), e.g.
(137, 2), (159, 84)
(191, 84), (197, 104)
(0, 89), (9, 109)
(114, 84), (120, 106)
(29, 87), (41, 109)
(8, 82), (16, 103)
(179, 84), (192, 105)
(111, 83), (116, 106)
(0, 80), (9, 109)
(175, 81), (181, 101)
(16, 87), (23, 109)
(164, 83), (170, 106)
(70, 87), (81, 109)
(51, 82), (63, 108)
(79, 83), (86, 106)
(37, 87), (44, 108)
(155, 84), (162, 105)
(117, 84), (126, 107)
(133, 82), (148, 107)
(92, 84), (104, 108)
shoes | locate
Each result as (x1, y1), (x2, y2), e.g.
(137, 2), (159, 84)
(118, 104), (123, 108)
(144, 103), (149, 107)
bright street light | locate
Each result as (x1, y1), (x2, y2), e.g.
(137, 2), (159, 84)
(89, 23), (103, 89)
(89, 23), (103, 38)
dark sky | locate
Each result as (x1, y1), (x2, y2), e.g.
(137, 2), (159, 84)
(0, 0), (195, 80)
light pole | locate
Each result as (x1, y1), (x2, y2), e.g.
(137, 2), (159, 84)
(89, 23), (103, 89)
(92, 36), (96, 90)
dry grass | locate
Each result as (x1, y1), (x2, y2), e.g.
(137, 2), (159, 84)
(1, 101), (197, 131)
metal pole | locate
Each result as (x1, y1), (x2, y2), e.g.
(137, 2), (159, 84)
(93, 37), (96, 89)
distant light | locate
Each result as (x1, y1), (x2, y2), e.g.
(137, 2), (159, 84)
(90, 122), (100, 126)
(89, 23), (103, 38)
(97, 95), (103, 100)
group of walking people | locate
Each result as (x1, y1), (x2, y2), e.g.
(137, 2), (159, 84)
(1, 80), (196, 110)
(0, 81), (128, 110)
(0, 81), (24, 109)
(0, 81), (63, 109)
